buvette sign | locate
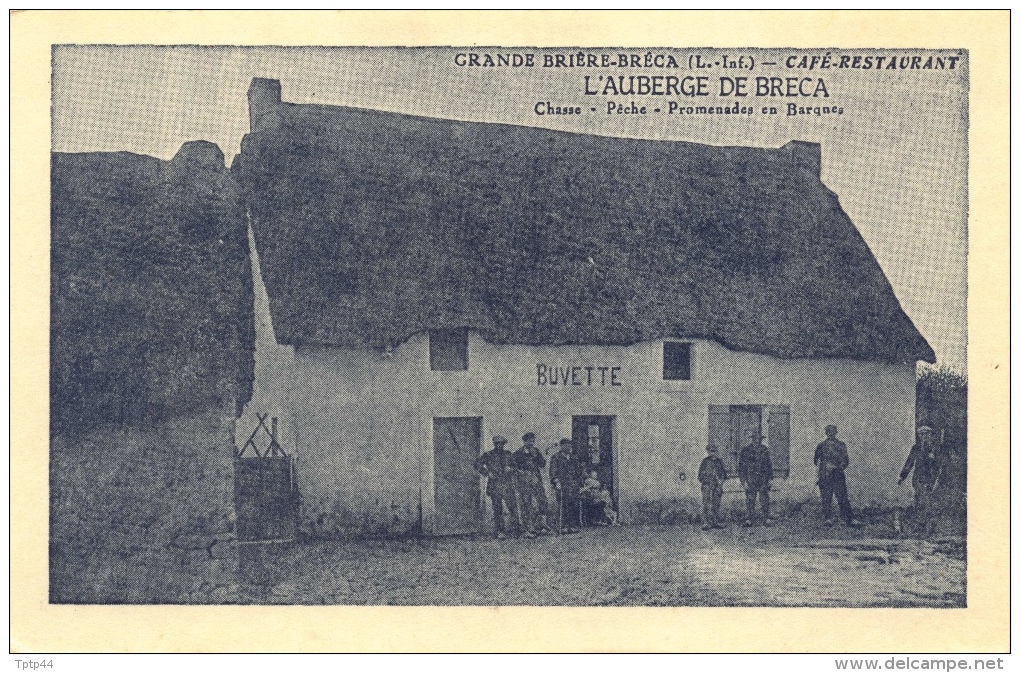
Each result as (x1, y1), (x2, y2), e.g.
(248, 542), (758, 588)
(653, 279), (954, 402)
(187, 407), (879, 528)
(536, 364), (622, 387)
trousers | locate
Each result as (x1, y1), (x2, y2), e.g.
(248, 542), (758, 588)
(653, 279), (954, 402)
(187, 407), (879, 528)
(556, 489), (580, 529)
(819, 470), (854, 522)
(745, 485), (770, 521)
(913, 486), (938, 535)
(701, 484), (722, 525)
(517, 473), (547, 531)
(489, 490), (520, 534)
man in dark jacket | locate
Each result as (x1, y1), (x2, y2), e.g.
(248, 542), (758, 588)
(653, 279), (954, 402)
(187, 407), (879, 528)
(474, 436), (524, 539)
(814, 425), (861, 527)
(698, 445), (727, 530)
(899, 425), (942, 536)
(514, 432), (551, 534)
(549, 438), (583, 533)
(738, 432), (774, 527)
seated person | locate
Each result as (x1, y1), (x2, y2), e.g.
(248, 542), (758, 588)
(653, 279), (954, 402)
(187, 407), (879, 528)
(579, 470), (619, 525)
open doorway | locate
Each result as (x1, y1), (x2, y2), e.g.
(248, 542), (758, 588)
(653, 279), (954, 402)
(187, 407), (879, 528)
(571, 415), (616, 526)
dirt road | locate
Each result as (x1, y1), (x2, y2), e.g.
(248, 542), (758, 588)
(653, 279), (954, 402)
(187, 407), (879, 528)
(229, 522), (965, 607)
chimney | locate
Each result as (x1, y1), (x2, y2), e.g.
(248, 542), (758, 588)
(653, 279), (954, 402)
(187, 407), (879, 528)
(247, 78), (282, 132)
(782, 140), (822, 177)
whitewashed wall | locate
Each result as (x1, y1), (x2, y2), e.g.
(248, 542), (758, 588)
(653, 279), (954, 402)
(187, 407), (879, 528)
(234, 223), (295, 457)
(284, 330), (915, 537)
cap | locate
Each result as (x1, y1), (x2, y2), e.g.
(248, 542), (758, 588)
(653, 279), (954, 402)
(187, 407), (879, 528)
(825, 425), (838, 434)
(706, 445), (719, 453)
(559, 438), (573, 446)
(492, 436), (508, 445)
(522, 432), (536, 442)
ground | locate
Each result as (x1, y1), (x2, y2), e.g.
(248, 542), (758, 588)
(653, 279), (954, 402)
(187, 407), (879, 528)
(49, 415), (965, 607)
(231, 521), (964, 607)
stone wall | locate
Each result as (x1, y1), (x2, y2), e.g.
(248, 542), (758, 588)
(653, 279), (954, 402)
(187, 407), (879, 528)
(49, 412), (240, 603)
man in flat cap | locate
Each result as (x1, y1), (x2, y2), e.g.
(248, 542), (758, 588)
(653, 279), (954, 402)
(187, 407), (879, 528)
(514, 432), (551, 535)
(814, 425), (862, 527)
(549, 438), (583, 533)
(738, 431), (774, 527)
(899, 426), (942, 536)
(474, 435), (522, 539)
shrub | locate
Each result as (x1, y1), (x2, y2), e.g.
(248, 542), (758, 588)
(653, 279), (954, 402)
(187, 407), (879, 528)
(916, 365), (967, 527)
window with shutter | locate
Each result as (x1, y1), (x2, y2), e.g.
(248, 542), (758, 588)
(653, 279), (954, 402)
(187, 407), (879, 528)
(767, 405), (791, 478)
(706, 404), (791, 479)
(708, 405), (738, 475)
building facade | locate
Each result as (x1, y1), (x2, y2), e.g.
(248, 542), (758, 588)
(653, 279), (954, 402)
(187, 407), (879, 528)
(279, 331), (913, 537)
(234, 78), (934, 538)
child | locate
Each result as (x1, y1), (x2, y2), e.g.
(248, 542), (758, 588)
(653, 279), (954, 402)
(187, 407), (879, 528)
(579, 470), (619, 525)
(698, 445), (728, 530)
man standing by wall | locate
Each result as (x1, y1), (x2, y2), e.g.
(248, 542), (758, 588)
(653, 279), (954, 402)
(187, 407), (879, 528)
(739, 432), (774, 527)
(514, 432), (551, 535)
(474, 436), (522, 539)
(899, 426), (942, 537)
(698, 445), (728, 531)
(550, 438), (583, 534)
(814, 425), (862, 528)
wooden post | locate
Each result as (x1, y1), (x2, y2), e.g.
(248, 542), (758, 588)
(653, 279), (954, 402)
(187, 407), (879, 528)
(269, 417), (282, 456)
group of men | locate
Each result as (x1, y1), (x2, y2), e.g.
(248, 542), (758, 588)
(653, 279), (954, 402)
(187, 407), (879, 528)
(473, 433), (601, 539)
(476, 424), (946, 539)
(696, 431), (786, 531)
(698, 424), (944, 535)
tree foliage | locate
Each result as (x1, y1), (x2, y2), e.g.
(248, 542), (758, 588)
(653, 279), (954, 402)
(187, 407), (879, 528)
(50, 147), (254, 436)
(916, 364), (967, 495)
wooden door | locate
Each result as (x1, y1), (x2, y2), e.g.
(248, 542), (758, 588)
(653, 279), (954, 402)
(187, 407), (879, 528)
(433, 417), (482, 535)
(234, 456), (296, 542)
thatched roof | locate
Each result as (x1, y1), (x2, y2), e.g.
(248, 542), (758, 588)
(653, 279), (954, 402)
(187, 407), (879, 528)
(233, 79), (934, 364)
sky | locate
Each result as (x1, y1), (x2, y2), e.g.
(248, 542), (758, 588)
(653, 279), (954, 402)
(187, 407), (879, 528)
(51, 46), (968, 371)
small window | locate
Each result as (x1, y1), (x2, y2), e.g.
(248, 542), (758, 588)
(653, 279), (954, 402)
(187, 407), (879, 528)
(663, 342), (691, 380)
(429, 328), (468, 371)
